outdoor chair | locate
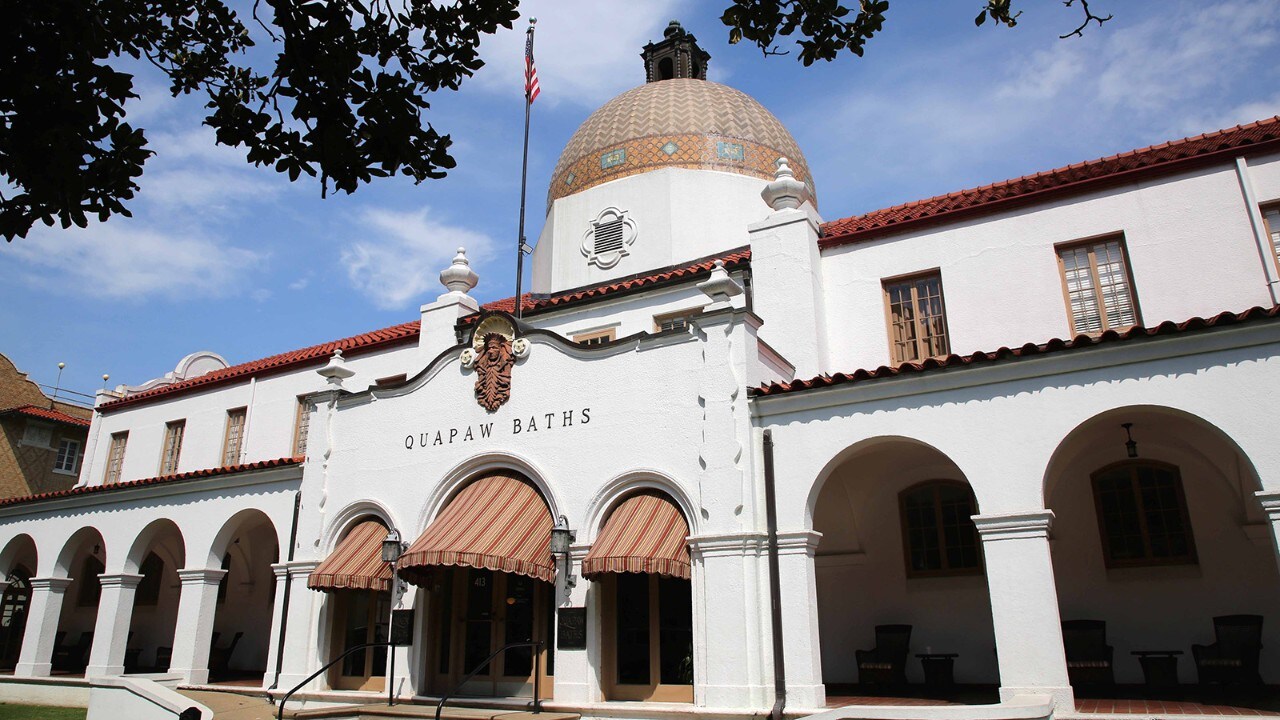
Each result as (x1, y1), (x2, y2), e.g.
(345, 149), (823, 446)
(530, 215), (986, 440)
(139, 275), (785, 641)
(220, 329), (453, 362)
(52, 631), (93, 673)
(1193, 614), (1263, 685)
(856, 624), (912, 687)
(1062, 620), (1114, 687)
(209, 630), (243, 677)
(155, 646), (172, 671)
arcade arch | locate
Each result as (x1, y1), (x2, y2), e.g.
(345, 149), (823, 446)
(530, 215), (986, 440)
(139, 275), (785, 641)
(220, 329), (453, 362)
(207, 510), (279, 683)
(810, 436), (998, 690)
(123, 519), (184, 673)
(1044, 405), (1280, 689)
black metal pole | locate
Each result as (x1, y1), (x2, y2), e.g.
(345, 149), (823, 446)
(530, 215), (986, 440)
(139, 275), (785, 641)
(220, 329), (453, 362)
(763, 430), (787, 720)
(388, 563), (397, 706)
(267, 490), (302, 700)
(514, 19), (536, 320)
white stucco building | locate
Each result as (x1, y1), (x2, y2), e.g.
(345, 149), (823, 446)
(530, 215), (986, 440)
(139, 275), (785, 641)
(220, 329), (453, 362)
(3, 23), (1280, 720)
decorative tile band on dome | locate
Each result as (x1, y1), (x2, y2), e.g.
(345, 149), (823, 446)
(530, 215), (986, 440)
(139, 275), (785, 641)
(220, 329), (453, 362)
(548, 132), (815, 208)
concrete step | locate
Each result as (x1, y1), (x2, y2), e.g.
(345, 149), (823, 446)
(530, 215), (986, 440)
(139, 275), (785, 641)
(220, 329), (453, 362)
(294, 704), (578, 720)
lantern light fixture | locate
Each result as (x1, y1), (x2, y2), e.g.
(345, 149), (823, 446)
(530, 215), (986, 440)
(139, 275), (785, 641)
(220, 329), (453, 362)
(381, 528), (403, 564)
(1122, 422), (1138, 459)
(550, 515), (576, 588)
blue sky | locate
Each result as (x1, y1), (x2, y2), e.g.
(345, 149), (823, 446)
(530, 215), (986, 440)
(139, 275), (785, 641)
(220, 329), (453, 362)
(3, 0), (1279, 401)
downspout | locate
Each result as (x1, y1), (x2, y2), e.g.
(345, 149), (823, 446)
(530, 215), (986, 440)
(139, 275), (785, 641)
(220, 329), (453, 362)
(268, 490), (303, 695)
(763, 429), (787, 720)
(1234, 156), (1280, 306)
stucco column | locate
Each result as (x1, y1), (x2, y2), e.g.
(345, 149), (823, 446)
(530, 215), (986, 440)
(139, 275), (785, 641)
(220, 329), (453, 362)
(689, 533), (770, 710)
(85, 572), (143, 677)
(553, 546), (591, 703)
(973, 511), (1073, 711)
(262, 563), (290, 689)
(776, 530), (825, 710)
(13, 576), (72, 677)
(275, 560), (321, 693)
(168, 568), (227, 684)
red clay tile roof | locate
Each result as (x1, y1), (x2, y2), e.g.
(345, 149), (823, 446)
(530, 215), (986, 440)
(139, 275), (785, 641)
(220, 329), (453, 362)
(1, 404), (91, 428)
(819, 117), (1280, 248)
(0, 456), (303, 508)
(98, 321), (421, 413)
(98, 249), (750, 412)
(753, 305), (1280, 398)
(479, 247), (751, 317)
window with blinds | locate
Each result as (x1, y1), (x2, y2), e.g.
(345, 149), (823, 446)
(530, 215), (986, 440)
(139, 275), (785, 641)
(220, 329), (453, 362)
(160, 420), (185, 475)
(293, 398), (310, 458)
(574, 328), (617, 346)
(104, 431), (128, 484)
(1263, 206), (1280, 271)
(884, 272), (950, 364)
(222, 408), (247, 467)
(653, 309), (700, 334)
(1057, 238), (1139, 336)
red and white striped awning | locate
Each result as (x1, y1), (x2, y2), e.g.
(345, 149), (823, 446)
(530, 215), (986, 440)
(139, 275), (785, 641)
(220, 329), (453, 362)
(308, 519), (393, 593)
(396, 474), (555, 585)
(582, 492), (690, 580)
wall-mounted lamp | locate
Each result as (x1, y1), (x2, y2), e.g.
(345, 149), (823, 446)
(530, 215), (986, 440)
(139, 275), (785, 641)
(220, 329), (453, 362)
(1122, 423), (1138, 459)
(381, 528), (403, 564)
(550, 515), (576, 588)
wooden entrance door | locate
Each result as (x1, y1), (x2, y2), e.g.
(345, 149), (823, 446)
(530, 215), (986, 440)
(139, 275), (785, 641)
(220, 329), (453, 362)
(602, 573), (693, 702)
(0, 569), (30, 671)
(429, 567), (553, 698)
(330, 589), (391, 691)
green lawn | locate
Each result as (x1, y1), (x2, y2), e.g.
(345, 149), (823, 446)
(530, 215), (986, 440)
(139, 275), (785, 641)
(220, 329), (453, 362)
(0, 704), (87, 720)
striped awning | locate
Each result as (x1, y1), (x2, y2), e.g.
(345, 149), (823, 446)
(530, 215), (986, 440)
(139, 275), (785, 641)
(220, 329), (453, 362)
(396, 474), (555, 585)
(308, 519), (393, 593)
(582, 492), (690, 580)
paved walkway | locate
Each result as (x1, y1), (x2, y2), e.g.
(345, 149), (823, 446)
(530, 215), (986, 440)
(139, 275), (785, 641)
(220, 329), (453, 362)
(179, 689), (282, 720)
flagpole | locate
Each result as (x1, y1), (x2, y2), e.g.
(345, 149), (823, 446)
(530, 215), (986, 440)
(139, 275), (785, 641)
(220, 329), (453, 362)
(515, 17), (537, 320)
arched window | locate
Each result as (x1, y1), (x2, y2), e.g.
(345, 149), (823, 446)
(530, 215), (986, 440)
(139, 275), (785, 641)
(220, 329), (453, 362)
(77, 555), (105, 607)
(135, 553), (165, 606)
(0, 566), (32, 670)
(899, 481), (981, 577)
(1090, 461), (1196, 567)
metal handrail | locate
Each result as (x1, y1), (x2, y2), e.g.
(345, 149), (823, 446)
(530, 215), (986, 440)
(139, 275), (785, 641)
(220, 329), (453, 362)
(435, 640), (544, 720)
(276, 642), (391, 720)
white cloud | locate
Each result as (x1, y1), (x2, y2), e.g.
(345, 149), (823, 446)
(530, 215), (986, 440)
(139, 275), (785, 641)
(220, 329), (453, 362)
(470, 0), (681, 108)
(138, 127), (282, 211)
(3, 220), (264, 300)
(341, 206), (496, 310)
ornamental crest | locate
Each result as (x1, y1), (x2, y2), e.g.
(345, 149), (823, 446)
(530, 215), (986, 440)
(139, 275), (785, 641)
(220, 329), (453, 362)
(460, 316), (529, 412)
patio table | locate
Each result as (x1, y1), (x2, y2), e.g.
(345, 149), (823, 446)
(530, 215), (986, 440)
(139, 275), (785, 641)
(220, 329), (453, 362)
(1132, 650), (1182, 688)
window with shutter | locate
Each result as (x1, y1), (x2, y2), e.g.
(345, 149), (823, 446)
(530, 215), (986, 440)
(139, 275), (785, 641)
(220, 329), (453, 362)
(1263, 205), (1280, 272)
(159, 420), (185, 475)
(883, 271), (950, 364)
(1057, 237), (1139, 336)
(104, 432), (128, 484)
(294, 398), (311, 458)
(222, 408), (246, 467)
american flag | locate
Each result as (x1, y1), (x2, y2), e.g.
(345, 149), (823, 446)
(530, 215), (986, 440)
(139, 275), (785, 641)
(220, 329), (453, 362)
(525, 25), (540, 103)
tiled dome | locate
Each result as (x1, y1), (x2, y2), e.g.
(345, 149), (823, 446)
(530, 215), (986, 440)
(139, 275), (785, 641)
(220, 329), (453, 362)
(547, 79), (814, 209)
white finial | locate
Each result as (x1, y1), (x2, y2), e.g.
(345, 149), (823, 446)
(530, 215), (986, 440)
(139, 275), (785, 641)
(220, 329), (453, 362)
(761, 156), (811, 211)
(317, 348), (356, 388)
(440, 247), (479, 296)
(697, 259), (745, 310)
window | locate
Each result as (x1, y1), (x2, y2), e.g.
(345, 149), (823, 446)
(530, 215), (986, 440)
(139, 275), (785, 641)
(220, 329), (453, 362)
(883, 271), (950, 364)
(77, 555), (104, 607)
(134, 553), (164, 606)
(1091, 461), (1197, 567)
(104, 432), (128, 484)
(293, 397), (311, 458)
(159, 420), (185, 475)
(1263, 205), (1280, 271)
(54, 438), (81, 474)
(574, 328), (616, 346)
(654, 309), (701, 334)
(1057, 237), (1140, 336)
(222, 408), (246, 467)
(899, 481), (981, 577)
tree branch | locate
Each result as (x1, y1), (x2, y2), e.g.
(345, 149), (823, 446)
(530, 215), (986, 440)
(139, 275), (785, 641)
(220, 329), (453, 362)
(1060, 0), (1112, 39)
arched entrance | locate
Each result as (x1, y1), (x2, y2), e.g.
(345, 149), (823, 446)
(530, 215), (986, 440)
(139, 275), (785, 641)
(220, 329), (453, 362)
(208, 510), (279, 684)
(53, 528), (105, 675)
(1045, 406), (1279, 698)
(811, 437), (998, 699)
(308, 516), (393, 691)
(584, 489), (694, 702)
(399, 472), (556, 699)
(0, 534), (37, 672)
(125, 520), (184, 673)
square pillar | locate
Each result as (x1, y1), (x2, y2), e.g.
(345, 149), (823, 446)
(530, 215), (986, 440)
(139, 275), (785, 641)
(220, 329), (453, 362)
(274, 560), (321, 692)
(85, 573), (143, 678)
(689, 533), (771, 710)
(973, 511), (1073, 711)
(262, 563), (290, 689)
(169, 568), (227, 684)
(13, 577), (72, 677)
(1254, 490), (1280, 577)
(775, 530), (825, 710)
